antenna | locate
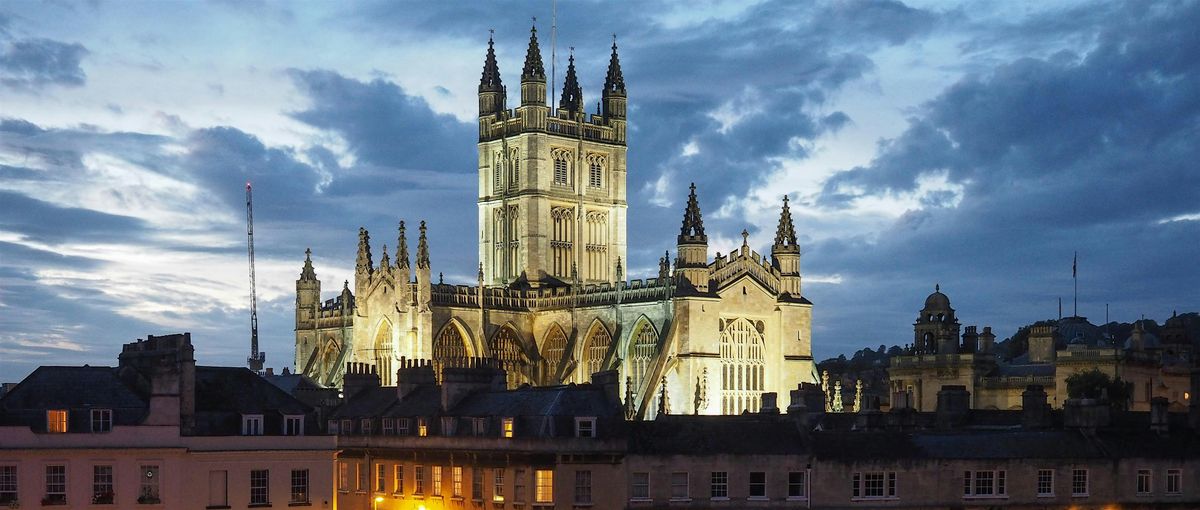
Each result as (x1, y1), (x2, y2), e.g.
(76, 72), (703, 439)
(246, 182), (266, 373)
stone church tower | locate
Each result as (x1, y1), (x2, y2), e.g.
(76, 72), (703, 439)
(294, 25), (816, 417)
(477, 27), (628, 286)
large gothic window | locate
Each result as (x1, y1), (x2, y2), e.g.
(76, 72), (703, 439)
(585, 211), (608, 281)
(493, 206), (519, 281)
(720, 318), (766, 414)
(374, 320), (394, 386)
(551, 207), (574, 278)
(541, 326), (568, 384)
(628, 322), (659, 401)
(491, 326), (531, 389)
(583, 323), (612, 379)
(433, 323), (471, 382)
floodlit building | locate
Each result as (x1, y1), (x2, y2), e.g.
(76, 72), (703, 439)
(0, 333), (336, 509)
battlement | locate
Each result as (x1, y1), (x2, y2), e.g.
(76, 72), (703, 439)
(480, 109), (625, 145)
(709, 248), (784, 294)
(431, 277), (673, 311)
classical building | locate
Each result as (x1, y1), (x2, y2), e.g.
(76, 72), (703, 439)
(0, 333), (336, 509)
(328, 360), (1200, 510)
(294, 26), (816, 417)
(890, 287), (1194, 412)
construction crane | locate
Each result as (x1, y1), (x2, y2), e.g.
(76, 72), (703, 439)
(246, 182), (266, 373)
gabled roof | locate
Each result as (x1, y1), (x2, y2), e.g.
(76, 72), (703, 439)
(0, 366), (147, 427)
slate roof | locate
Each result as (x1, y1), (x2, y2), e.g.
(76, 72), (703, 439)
(628, 415), (809, 455)
(192, 366), (314, 436)
(0, 366), (148, 430)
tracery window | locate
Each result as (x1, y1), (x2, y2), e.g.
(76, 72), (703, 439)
(492, 205), (519, 281)
(628, 323), (659, 399)
(491, 326), (531, 389)
(373, 321), (393, 385)
(551, 207), (575, 278)
(552, 149), (571, 186)
(433, 323), (470, 381)
(720, 318), (766, 414)
(541, 326), (568, 384)
(583, 324), (612, 379)
(588, 159), (603, 188)
(585, 211), (608, 281)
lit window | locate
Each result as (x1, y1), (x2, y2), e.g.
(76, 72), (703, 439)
(1072, 469), (1088, 497)
(534, 469), (553, 503)
(338, 462), (349, 491)
(670, 472), (689, 500)
(575, 417), (596, 438)
(393, 464), (403, 494)
(45, 464), (66, 504)
(242, 414), (263, 436)
(432, 466), (443, 496)
(452, 466), (463, 497)
(249, 469), (269, 506)
(788, 471), (807, 499)
(47, 409), (68, 433)
(0, 465), (18, 504)
(139, 465), (160, 504)
(376, 463), (387, 493)
(630, 472), (649, 500)
(92, 465), (114, 505)
(749, 472), (765, 498)
(290, 469), (309, 504)
(574, 470), (592, 505)
(502, 417), (514, 438)
(284, 415), (303, 436)
(493, 469), (505, 503)
(418, 418), (428, 437)
(710, 471), (728, 499)
(91, 409), (112, 433)
(1136, 469), (1152, 495)
(1037, 469), (1054, 497)
(1167, 469), (1182, 495)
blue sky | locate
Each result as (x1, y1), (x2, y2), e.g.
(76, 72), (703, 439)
(1, 0), (1197, 380)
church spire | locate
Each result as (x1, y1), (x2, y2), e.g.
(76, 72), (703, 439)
(604, 36), (625, 96)
(521, 23), (545, 82)
(479, 32), (503, 93)
(678, 183), (707, 244)
(416, 221), (431, 269)
(773, 195), (798, 248)
(355, 227), (373, 274)
(397, 221), (410, 269)
(300, 248), (316, 280)
(559, 49), (583, 114)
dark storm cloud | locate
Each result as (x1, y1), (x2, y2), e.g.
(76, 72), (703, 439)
(0, 190), (148, 244)
(0, 36), (88, 90)
(804, 0), (1200, 357)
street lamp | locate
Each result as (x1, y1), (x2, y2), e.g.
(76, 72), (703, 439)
(373, 495), (384, 510)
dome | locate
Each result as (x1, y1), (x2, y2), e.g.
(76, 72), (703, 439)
(923, 284), (951, 311)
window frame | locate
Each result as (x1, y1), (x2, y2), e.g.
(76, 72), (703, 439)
(382, 417), (394, 435)
(138, 464), (161, 505)
(670, 472), (690, 501)
(283, 415), (303, 436)
(534, 469), (554, 504)
(709, 471), (728, 500)
(92, 464), (114, 505)
(748, 471), (766, 499)
(47, 409), (68, 433)
(91, 408), (113, 433)
(249, 469), (269, 506)
(414, 465), (425, 495)
(0, 465), (17, 504)
(432, 466), (443, 497)
(630, 472), (650, 501)
(290, 469), (309, 504)
(376, 463), (387, 493)
(393, 464), (404, 495)
(451, 466), (463, 498)
(514, 468), (526, 503)
(502, 417), (514, 438)
(1071, 468), (1089, 497)
(1036, 469), (1054, 497)
(852, 471), (898, 500)
(575, 416), (596, 438)
(1166, 469), (1182, 495)
(574, 470), (592, 505)
(472, 467), (483, 501)
(963, 470), (1007, 499)
(45, 464), (67, 504)
(1136, 468), (1152, 495)
(337, 461), (350, 492)
(787, 471), (807, 500)
(492, 469), (505, 503)
(242, 414), (264, 436)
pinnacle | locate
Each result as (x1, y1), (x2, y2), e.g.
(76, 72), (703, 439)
(479, 32), (503, 93)
(604, 36), (626, 96)
(522, 23), (545, 81)
(416, 220), (431, 269)
(678, 182), (706, 243)
(773, 194), (798, 248)
(559, 50), (582, 113)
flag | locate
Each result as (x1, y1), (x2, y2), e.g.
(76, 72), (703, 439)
(1072, 252), (1077, 278)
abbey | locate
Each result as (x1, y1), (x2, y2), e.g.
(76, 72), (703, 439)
(293, 26), (815, 417)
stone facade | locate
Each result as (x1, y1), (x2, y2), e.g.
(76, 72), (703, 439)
(294, 26), (816, 417)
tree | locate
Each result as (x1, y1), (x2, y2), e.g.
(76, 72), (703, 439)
(1065, 369), (1133, 409)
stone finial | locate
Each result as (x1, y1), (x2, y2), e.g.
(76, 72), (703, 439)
(678, 183), (707, 243)
(657, 376), (670, 416)
(624, 376), (637, 420)
(355, 227), (373, 274)
(773, 195), (798, 249)
(480, 31), (503, 93)
(832, 380), (844, 413)
(615, 256), (624, 282)
(416, 221), (430, 269)
(853, 379), (863, 413)
(300, 248), (317, 280)
(521, 22), (545, 81)
(397, 221), (410, 269)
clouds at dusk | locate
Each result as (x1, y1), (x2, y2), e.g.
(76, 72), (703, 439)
(0, 0), (1196, 379)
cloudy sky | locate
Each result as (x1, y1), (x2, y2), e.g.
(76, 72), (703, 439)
(1, 0), (1197, 380)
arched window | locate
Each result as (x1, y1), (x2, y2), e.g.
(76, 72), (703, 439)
(583, 323), (612, 379)
(585, 212), (608, 281)
(589, 160), (602, 187)
(551, 207), (574, 278)
(491, 326), (531, 389)
(541, 326), (568, 384)
(628, 322), (659, 399)
(493, 206), (520, 281)
(509, 148), (519, 186)
(554, 157), (569, 185)
(373, 320), (393, 386)
(720, 318), (766, 414)
(433, 323), (471, 382)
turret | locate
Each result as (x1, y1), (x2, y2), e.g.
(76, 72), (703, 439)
(602, 36), (627, 141)
(520, 24), (547, 107)
(478, 33), (505, 118)
(558, 50), (583, 117)
(296, 248), (321, 328)
(416, 221), (432, 310)
(771, 196), (802, 297)
(676, 183), (709, 293)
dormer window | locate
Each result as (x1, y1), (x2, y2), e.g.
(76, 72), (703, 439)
(382, 418), (394, 435)
(242, 414), (263, 436)
(441, 417), (457, 436)
(575, 417), (596, 438)
(341, 419), (352, 435)
(47, 409), (68, 433)
(501, 417), (514, 438)
(417, 417), (428, 437)
(284, 415), (304, 436)
(361, 418), (372, 435)
(91, 409), (112, 433)
(471, 418), (487, 436)
(398, 418), (411, 435)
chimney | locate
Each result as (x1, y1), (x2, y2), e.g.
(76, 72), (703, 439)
(442, 358), (505, 411)
(1064, 398), (1111, 429)
(265, 367), (274, 376)
(787, 383), (824, 430)
(1150, 396), (1169, 434)
(396, 358), (437, 400)
(118, 333), (196, 434)
(962, 326), (979, 354)
(342, 362), (380, 400)
(591, 370), (622, 408)
(760, 392), (779, 414)
(855, 395), (884, 430)
(980, 327), (996, 354)
(1021, 385), (1051, 429)
(935, 385), (971, 428)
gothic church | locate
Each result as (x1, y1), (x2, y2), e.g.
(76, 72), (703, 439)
(294, 26), (815, 417)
